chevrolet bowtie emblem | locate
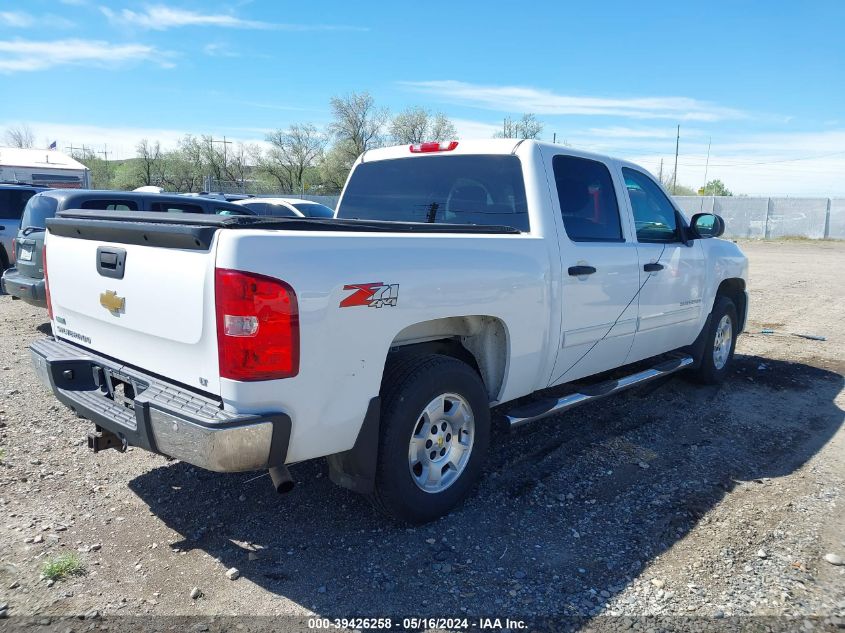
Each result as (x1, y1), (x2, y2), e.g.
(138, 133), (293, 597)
(100, 290), (125, 313)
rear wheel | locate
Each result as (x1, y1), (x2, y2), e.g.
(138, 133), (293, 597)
(371, 354), (490, 524)
(690, 296), (738, 384)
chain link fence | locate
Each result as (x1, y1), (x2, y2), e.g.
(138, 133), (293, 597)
(674, 196), (844, 240)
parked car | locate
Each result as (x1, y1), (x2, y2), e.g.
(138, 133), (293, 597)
(2, 189), (253, 307)
(0, 184), (48, 274)
(30, 140), (747, 524)
(234, 196), (335, 218)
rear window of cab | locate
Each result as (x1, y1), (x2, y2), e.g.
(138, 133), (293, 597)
(336, 155), (529, 232)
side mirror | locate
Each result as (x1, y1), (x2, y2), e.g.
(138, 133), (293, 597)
(690, 213), (725, 239)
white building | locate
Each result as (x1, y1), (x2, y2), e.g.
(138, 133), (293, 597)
(0, 147), (90, 188)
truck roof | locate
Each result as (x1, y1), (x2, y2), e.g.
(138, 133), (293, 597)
(359, 138), (629, 169)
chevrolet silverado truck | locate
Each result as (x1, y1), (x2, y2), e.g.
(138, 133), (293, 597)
(30, 140), (747, 524)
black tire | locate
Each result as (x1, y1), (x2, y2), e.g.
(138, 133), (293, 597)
(371, 353), (490, 524)
(690, 296), (738, 384)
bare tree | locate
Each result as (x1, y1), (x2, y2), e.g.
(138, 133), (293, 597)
(428, 113), (459, 143)
(389, 107), (458, 144)
(136, 139), (163, 186)
(493, 114), (543, 140)
(260, 123), (327, 192)
(329, 92), (388, 163)
(4, 123), (35, 148)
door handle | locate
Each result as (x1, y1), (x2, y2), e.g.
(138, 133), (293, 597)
(643, 263), (664, 272)
(568, 265), (597, 276)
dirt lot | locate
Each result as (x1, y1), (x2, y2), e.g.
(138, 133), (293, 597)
(0, 240), (843, 628)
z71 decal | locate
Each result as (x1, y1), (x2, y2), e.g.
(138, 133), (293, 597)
(340, 282), (399, 308)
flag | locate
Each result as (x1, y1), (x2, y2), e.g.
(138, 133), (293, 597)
(48, 140), (57, 150)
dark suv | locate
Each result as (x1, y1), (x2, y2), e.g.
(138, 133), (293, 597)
(1, 190), (253, 307)
(0, 184), (49, 274)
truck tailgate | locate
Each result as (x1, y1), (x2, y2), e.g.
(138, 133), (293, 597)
(45, 231), (221, 395)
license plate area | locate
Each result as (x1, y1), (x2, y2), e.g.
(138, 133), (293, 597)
(18, 247), (32, 261)
(95, 366), (145, 410)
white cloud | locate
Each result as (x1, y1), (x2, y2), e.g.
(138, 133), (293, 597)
(450, 118), (502, 139)
(100, 5), (366, 32)
(203, 43), (239, 57)
(402, 80), (746, 122)
(0, 38), (172, 72)
(562, 127), (845, 196)
(0, 11), (75, 28)
(0, 11), (35, 27)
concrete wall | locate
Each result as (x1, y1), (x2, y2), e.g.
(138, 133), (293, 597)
(673, 196), (841, 239)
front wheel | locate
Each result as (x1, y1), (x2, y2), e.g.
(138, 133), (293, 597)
(690, 296), (738, 384)
(371, 354), (490, 524)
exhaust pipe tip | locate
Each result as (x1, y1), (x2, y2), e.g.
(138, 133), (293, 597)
(269, 466), (294, 494)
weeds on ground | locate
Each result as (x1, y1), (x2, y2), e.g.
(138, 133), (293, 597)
(41, 553), (85, 581)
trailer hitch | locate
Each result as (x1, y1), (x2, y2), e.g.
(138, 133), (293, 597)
(87, 426), (128, 453)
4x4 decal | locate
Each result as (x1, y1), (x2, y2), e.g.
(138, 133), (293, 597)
(340, 282), (399, 308)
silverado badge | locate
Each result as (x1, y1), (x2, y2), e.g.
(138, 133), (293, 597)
(100, 290), (125, 313)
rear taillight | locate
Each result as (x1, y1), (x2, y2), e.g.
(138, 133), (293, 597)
(10, 238), (15, 265)
(215, 268), (299, 381)
(409, 141), (458, 153)
(43, 245), (53, 320)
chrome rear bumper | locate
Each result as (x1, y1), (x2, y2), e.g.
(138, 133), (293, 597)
(30, 337), (290, 472)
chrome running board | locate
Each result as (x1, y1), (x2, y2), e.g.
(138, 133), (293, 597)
(505, 355), (694, 428)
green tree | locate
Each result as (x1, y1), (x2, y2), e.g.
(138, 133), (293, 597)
(71, 149), (114, 189)
(701, 179), (732, 196)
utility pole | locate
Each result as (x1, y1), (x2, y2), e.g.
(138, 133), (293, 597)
(672, 124), (680, 194)
(553, 132), (557, 144)
(98, 145), (111, 161)
(210, 136), (233, 191)
(702, 137), (712, 192)
(658, 158), (664, 183)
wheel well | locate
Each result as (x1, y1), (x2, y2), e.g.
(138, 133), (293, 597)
(716, 278), (747, 330)
(0, 246), (8, 271)
(386, 316), (508, 402)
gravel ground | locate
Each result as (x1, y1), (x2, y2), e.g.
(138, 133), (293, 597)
(0, 240), (843, 629)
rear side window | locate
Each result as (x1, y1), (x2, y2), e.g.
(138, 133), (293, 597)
(80, 199), (138, 211)
(215, 207), (251, 216)
(0, 189), (38, 219)
(291, 202), (334, 218)
(237, 202), (265, 215)
(553, 155), (622, 242)
(20, 195), (59, 228)
(337, 155), (529, 231)
(264, 203), (299, 218)
(150, 202), (203, 214)
(622, 168), (679, 242)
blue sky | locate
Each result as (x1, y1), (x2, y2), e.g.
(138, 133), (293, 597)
(1, 0), (844, 194)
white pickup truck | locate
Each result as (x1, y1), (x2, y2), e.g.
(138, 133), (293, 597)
(30, 140), (748, 524)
